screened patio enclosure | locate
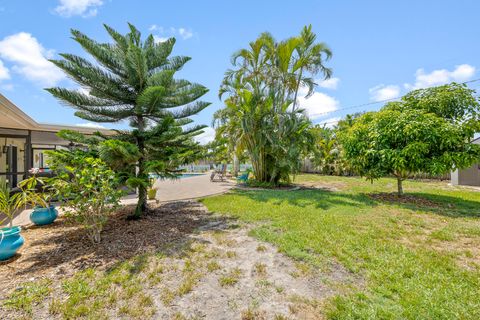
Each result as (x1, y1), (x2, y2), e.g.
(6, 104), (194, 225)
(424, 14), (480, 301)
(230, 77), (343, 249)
(0, 128), (72, 188)
(0, 93), (113, 188)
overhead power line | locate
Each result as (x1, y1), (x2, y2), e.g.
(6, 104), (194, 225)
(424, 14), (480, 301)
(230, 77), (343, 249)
(314, 78), (480, 127)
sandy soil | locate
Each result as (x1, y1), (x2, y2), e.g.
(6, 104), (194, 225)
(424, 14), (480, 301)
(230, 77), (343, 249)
(1, 201), (358, 319)
(150, 222), (356, 319)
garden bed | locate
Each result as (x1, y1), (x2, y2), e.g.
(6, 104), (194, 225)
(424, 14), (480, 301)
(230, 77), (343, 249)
(0, 201), (213, 297)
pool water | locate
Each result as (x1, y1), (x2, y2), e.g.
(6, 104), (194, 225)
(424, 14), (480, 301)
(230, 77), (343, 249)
(149, 173), (205, 179)
(178, 173), (205, 179)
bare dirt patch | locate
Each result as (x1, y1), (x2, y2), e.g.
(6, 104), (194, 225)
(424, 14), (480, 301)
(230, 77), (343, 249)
(367, 192), (448, 209)
(151, 226), (352, 319)
(296, 181), (345, 192)
(1, 201), (356, 319)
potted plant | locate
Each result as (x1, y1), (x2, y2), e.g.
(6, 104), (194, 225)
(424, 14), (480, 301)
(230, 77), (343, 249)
(0, 180), (25, 261)
(147, 187), (158, 200)
(146, 177), (158, 202)
(19, 169), (58, 226)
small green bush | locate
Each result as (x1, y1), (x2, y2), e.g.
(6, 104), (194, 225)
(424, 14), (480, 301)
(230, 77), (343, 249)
(48, 151), (123, 243)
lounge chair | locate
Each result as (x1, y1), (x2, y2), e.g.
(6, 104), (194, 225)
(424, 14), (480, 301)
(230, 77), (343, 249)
(236, 172), (249, 184)
(210, 164), (227, 182)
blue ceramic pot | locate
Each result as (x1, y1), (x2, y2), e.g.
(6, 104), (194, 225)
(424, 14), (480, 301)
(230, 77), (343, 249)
(30, 205), (58, 226)
(0, 226), (24, 261)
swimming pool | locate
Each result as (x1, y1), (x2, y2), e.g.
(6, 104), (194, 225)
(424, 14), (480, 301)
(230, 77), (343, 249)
(178, 173), (205, 179)
(149, 173), (206, 179)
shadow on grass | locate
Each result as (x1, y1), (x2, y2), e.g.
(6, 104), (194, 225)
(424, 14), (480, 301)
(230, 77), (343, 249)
(235, 188), (377, 211)
(365, 192), (480, 218)
(0, 201), (235, 282)
(394, 192), (480, 218)
(230, 186), (480, 219)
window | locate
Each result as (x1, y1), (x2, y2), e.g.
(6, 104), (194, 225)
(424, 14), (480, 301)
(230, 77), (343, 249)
(0, 137), (26, 188)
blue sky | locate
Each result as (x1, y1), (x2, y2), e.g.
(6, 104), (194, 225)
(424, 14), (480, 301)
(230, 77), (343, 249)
(0, 0), (479, 143)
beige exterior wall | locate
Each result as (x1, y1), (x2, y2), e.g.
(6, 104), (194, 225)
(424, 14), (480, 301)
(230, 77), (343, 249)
(451, 138), (480, 186)
(31, 131), (69, 145)
(451, 164), (480, 186)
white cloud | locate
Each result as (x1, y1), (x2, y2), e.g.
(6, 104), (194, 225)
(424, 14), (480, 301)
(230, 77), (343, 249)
(153, 35), (169, 44)
(318, 77), (339, 90)
(0, 32), (65, 86)
(178, 28), (193, 40)
(149, 25), (195, 41)
(297, 86), (340, 120)
(149, 25), (162, 32)
(318, 116), (341, 128)
(0, 59), (9, 80)
(54, 0), (103, 17)
(450, 64), (475, 81)
(369, 84), (400, 102)
(405, 64), (476, 90)
(75, 122), (106, 129)
(194, 127), (215, 145)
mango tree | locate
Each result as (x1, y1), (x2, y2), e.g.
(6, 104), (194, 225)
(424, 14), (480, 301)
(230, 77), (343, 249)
(341, 83), (480, 195)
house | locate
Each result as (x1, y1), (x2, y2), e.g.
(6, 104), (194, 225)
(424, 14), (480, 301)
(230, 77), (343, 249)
(451, 137), (480, 187)
(0, 93), (112, 188)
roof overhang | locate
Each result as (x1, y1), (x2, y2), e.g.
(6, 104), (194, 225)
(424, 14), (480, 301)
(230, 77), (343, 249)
(0, 93), (115, 135)
(0, 94), (37, 130)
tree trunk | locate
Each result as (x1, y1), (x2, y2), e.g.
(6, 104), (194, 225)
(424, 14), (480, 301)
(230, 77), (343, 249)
(291, 68), (303, 112)
(397, 177), (404, 196)
(233, 153), (240, 177)
(134, 157), (147, 218)
(133, 116), (147, 219)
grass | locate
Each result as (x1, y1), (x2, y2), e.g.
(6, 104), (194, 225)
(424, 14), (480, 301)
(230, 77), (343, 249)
(241, 308), (267, 319)
(4, 255), (159, 318)
(225, 250), (237, 258)
(254, 262), (267, 276)
(256, 244), (267, 252)
(3, 279), (52, 314)
(206, 260), (221, 272)
(57, 261), (155, 319)
(219, 267), (243, 287)
(2, 237), (217, 317)
(201, 174), (480, 319)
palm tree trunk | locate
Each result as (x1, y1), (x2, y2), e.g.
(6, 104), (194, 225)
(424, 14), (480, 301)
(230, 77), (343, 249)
(233, 150), (240, 177)
(291, 68), (303, 112)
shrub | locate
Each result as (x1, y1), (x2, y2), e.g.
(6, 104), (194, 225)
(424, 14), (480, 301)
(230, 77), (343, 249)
(17, 168), (57, 209)
(0, 180), (24, 227)
(48, 152), (123, 243)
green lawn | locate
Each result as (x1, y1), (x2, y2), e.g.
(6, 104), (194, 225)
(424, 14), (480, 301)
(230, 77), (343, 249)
(201, 175), (480, 319)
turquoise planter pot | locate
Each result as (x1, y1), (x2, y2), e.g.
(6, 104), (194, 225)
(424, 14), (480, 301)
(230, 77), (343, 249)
(30, 205), (58, 226)
(0, 226), (24, 261)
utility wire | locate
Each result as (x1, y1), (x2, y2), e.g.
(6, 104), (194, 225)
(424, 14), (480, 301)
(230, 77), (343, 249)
(315, 78), (480, 127)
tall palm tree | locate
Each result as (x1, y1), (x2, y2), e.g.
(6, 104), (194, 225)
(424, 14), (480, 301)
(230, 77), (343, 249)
(291, 25), (332, 111)
(46, 23), (210, 217)
(217, 26), (332, 184)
